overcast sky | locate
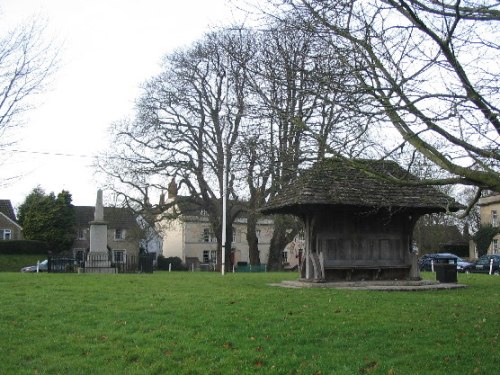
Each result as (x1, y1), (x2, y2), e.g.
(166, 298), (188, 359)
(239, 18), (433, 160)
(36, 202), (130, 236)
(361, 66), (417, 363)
(1, 0), (245, 209)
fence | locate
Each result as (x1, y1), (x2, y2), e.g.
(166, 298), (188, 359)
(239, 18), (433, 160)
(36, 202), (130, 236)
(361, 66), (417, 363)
(48, 253), (154, 274)
(235, 263), (267, 272)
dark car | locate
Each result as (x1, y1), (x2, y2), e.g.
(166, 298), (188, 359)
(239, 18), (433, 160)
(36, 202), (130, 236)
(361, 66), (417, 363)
(463, 254), (500, 275)
(21, 258), (77, 273)
(419, 253), (473, 273)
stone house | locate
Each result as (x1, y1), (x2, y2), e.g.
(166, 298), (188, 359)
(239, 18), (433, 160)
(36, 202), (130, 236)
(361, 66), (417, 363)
(157, 193), (273, 270)
(70, 206), (141, 264)
(477, 193), (500, 255)
(0, 200), (23, 240)
(262, 158), (463, 281)
(282, 233), (304, 270)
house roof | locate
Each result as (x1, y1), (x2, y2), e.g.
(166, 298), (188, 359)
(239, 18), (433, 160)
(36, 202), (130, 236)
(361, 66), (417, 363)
(0, 200), (18, 223)
(74, 206), (139, 229)
(261, 158), (463, 215)
(163, 196), (237, 218)
(478, 193), (500, 206)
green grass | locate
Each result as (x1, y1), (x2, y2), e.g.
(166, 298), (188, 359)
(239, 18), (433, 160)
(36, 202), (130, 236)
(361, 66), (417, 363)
(0, 272), (499, 374)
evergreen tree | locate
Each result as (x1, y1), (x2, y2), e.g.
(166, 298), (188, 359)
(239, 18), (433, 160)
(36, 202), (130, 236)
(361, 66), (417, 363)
(18, 187), (76, 253)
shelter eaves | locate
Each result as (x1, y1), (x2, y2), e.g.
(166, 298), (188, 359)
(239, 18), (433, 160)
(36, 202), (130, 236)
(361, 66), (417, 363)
(261, 158), (463, 215)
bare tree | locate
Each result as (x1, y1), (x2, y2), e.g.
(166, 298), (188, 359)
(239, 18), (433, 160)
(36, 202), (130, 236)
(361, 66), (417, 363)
(98, 30), (253, 268)
(265, 0), (500, 198)
(0, 17), (58, 187)
(242, 15), (370, 269)
(0, 18), (57, 150)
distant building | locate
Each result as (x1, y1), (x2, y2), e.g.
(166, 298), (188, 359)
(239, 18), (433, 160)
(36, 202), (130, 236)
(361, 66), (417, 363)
(282, 233), (304, 270)
(478, 194), (500, 255)
(0, 200), (23, 240)
(157, 182), (273, 270)
(70, 206), (141, 264)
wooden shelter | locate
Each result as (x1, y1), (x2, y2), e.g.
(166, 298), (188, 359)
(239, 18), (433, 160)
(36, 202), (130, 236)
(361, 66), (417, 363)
(261, 158), (463, 281)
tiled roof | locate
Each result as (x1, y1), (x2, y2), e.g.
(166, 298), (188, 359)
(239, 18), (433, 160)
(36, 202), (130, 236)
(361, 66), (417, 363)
(261, 158), (463, 215)
(168, 196), (255, 220)
(0, 200), (17, 222)
(74, 206), (139, 229)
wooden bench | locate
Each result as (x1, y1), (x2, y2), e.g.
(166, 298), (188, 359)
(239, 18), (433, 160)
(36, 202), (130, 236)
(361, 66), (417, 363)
(323, 264), (411, 281)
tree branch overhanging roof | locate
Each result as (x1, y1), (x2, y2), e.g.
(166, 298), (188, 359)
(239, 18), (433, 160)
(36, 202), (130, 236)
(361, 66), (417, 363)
(261, 158), (464, 215)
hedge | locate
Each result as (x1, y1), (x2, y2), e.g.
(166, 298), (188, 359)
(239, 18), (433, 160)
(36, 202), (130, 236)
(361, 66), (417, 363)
(0, 240), (49, 255)
(157, 256), (187, 271)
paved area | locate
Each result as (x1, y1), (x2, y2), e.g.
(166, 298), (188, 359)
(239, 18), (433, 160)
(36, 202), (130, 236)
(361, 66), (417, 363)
(270, 279), (467, 291)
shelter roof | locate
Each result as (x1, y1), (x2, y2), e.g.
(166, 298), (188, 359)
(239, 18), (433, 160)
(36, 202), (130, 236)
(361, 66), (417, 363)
(261, 158), (463, 215)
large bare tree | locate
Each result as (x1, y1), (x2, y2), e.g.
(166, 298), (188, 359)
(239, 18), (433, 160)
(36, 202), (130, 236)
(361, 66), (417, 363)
(98, 30), (253, 268)
(241, 16), (370, 268)
(266, 0), (500, 197)
(0, 18), (58, 184)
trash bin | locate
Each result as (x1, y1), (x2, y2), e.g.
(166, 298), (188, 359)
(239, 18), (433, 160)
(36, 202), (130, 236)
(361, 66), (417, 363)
(139, 254), (154, 273)
(434, 257), (457, 283)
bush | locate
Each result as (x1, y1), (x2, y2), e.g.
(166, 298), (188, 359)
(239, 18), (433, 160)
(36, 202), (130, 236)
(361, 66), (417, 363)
(473, 224), (500, 257)
(0, 240), (49, 255)
(157, 255), (187, 271)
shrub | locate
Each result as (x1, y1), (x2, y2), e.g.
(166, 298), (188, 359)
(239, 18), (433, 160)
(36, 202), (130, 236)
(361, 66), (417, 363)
(157, 255), (187, 271)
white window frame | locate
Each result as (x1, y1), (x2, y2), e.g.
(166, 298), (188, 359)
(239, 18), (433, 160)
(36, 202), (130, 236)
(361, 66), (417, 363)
(77, 228), (85, 240)
(202, 250), (217, 264)
(492, 210), (498, 227)
(1, 229), (12, 240)
(203, 228), (216, 243)
(113, 250), (126, 263)
(74, 248), (85, 262)
(114, 228), (125, 241)
(493, 239), (498, 254)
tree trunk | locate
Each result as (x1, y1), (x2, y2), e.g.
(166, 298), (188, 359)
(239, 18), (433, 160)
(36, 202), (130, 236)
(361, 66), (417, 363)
(246, 213), (261, 265)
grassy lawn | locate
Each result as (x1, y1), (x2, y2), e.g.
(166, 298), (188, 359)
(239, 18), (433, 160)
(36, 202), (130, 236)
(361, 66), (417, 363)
(0, 271), (499, 375)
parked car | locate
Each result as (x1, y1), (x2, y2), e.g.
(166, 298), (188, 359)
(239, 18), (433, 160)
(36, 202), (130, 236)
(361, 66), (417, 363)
(463, 254), (500, 275)
(21, 259), (48, 272)
(419, 253), (473, 273)
(21, 258), (77, 273)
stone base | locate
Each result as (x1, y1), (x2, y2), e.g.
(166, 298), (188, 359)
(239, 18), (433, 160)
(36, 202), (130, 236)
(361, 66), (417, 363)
(86, 252), (112, 268)
(271, 279), (467, 291)
(83, 267), (117, 274)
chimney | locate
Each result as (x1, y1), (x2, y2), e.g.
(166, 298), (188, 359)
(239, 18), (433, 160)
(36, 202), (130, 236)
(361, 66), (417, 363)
(167, 178), (178, 200)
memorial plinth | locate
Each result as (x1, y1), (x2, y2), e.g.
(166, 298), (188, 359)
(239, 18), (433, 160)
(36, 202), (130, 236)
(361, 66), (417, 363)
(84, 189), (116, 274)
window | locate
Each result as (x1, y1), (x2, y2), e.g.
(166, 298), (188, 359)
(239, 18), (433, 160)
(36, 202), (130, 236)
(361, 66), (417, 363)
(113, 250), (126, 263)
(203, 228), (216, 243)
(74, 249), (85, 263)
(492, 210), (498, 227)
(77, 228), (85, 240)
(114, 229), (125, 240)
(232, 227), (237, 243)
(0, 229), (11, 240)
(282, 250), (288, 263)
(493, 239), (499, 254)
(202, 250), (217, 263)
(298, 249), (303, 261)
